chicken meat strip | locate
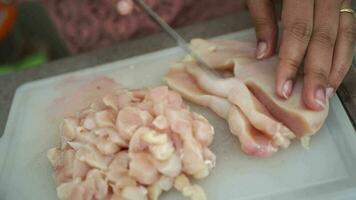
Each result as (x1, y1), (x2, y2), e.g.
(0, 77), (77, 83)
(186, 63), (295, 148)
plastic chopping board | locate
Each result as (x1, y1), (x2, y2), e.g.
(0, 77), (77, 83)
(1, 29), (356, 200)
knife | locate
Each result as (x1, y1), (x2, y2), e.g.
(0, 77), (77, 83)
(134, 0), (221, 76)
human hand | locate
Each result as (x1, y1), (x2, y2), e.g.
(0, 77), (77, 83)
(247, 0), (356, 110)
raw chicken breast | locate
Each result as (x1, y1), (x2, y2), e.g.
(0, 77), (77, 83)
(165, 38), (329, 156)
(234, 57), (329, 137)
(189, 38), (328, 138)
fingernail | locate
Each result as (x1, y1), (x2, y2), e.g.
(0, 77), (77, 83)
(282, 80), (293, 99)
(326, 87), (334, 99)
(314, 88), (326, 109)
(256, 41), (267, 59)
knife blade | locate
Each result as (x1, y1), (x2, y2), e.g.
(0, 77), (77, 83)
(134, 0), (221, 76)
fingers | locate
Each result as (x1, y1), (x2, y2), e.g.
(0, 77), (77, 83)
(246, 0), (278, 59)
(276, 0), (314, 99)
(329, 0), (356, 96)
(302, 0), (342, 110)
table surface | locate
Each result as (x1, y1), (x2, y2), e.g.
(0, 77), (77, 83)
(1, 10), (356, 137)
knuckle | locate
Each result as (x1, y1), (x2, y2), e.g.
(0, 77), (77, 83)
(305, 67), (329, 82)
(328, 80), (340, 90)
(311, 27), (336, 48)
(285, 20), (312, 42)
(328, 80), (338, 89)
(339, 24), (356, 43)
(280, 57), (300, 73)
(331, 63), (351, 85)
(254, 17), (277, 34)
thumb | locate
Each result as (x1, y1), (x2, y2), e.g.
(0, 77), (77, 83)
(246, 0), (278, 59)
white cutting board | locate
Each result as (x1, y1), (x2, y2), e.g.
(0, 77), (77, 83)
(1, 29), (356, 200)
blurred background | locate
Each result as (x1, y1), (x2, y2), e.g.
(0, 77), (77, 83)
(0, 0), (247, 75)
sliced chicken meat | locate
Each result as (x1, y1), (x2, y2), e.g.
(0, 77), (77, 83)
(152, 152), (182, 178)
(48, 86), (215, 200)
(228, 106), (277, 157)
(174, 174), (207, 200)
(165, 66), (231, 119)
(165, 66), (279, 156)
(165, 38), (329, 156)
(56, 169), (110, 200)
(186, 63), (295, 148)
(116, 106), (153, 140)
(128, 152), (160, 185)
(147, 176), (173, 200)
(121, 186), (148, 200)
